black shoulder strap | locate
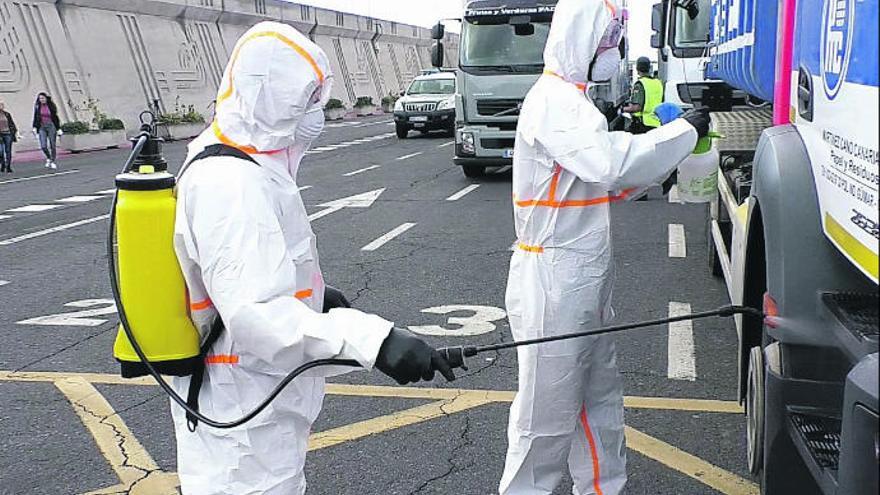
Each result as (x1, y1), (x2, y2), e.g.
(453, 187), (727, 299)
(191, 143), (259, 165)
(186, 316), (225, 431)
(183, 144), (257, 431)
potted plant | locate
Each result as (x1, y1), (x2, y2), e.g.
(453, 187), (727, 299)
(59, 99), (127, 152)
(324, 98), (346, 121)
(380, 94), (398, 113)
(158, 103), (207, 141)
(354, 96), (376, 116)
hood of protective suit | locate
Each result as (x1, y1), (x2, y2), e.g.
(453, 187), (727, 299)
(212, 21), (334, 154)
(543, 0), (619, 86)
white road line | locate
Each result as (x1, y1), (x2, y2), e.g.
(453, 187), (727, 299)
(307, 206), (343, 221)
(494, 165), (512, 174)
(668, 184), (681, 203)
(311, 146), (336, 152)
(95, 189), (117, 195)
(0, 280), (9, 287)
(0, 214), (109, 246)
(6, 204), (62, 213)
(668, 224), (687, 258)
(361, 222), (416, 251)
(344, 165), (381, 177)
(58, 195), (103, 203)
(446, 184), (480, 201)
(668, 302), (697, 381)
(0, 215), (10, 220)
(438, 141), (455, 148)
(397, 152), (423, 161)
(298, 185), (312, 191)
(0, 169), (79, 186)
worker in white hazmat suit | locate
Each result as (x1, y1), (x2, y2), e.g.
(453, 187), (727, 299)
(500, 0), (711, 493)
(170, 22), (454, 495)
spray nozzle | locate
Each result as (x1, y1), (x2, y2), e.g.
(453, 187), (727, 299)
(129, 111), (167, 173)
(437, 346), (478, 371)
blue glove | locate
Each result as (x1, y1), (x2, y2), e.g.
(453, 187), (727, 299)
(654, 102), (684, 125)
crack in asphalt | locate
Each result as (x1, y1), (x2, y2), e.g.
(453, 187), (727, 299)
(12, 324), (115, 372)
(409, 390), (474, 495)
(70, 395), (165, 495)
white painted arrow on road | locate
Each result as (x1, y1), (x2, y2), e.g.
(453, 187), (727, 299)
(308, 188), (385, 221)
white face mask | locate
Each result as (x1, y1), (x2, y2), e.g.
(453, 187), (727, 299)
(294, 107), (325, 145)
(589, 48), (622, 83)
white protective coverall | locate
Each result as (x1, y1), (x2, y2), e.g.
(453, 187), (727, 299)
(500, 1), (699, 494)
(170, 22), (393, 495)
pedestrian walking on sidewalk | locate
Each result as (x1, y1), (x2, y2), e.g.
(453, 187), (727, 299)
(32, 92), (61, 170)
(0, 100), (19, 174)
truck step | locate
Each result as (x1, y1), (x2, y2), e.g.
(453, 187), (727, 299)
(790, 412), (842, 470)
(822, 292), (879, 361)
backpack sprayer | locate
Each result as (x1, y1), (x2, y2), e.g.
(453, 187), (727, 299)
(109, 114), (764, 430)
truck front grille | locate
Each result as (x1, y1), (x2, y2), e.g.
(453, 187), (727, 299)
(404, 102), (437, 112)
(481, 138), (515, 150)
(477, 99), (522, 117)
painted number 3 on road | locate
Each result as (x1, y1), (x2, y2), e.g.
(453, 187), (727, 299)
(408, 305), (507, 337)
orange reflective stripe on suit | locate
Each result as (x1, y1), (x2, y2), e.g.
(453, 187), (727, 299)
(580, 405), (605, 495)
(196, 288), (313, 366)
(515, 164), (636, 253)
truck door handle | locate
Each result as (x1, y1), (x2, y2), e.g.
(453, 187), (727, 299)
(797, 66), (814, 122)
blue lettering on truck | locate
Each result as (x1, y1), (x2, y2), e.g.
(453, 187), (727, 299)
(821, 0), (854, 99)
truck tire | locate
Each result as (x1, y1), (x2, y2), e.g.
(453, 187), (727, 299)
(746, 345), (765, 476)
(462, 165), (485, 178)
(396, 124), (408, 139)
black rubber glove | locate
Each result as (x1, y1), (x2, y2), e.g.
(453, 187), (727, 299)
(375, 328), (456, 385)
(323, 285), (351, 313)
(681, 107), (711, 138)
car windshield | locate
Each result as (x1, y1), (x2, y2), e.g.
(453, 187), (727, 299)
(673, 0), (711, 48)
(407, 79), (456, 95)
(460, 20), (551, 70)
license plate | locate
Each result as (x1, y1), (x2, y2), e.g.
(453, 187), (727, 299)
(413, 123), (426, 128)
(503, 149), (514, 159)
(410, 116), (428, 122)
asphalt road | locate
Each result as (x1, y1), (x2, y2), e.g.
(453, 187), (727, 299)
(0, 116), (756, 495)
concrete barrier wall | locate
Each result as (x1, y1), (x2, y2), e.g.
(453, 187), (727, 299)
(0, 0), (459, 151)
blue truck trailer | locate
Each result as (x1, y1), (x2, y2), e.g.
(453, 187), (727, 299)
(694, 0), (879, 492)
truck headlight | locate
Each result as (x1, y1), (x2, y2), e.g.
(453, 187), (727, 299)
(436, 97), (455, 111)
(394, 99), (404, 112)
(460, 131), (475, 155)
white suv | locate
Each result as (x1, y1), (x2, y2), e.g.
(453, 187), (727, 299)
(393, 72), (456, 139)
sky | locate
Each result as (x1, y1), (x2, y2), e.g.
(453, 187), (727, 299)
(291, 0), (657, 61)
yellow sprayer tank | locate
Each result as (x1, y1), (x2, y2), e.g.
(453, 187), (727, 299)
(112, 166), (201, 378)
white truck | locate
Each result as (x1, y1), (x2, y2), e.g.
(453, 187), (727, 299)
(654, 0), (878, 492)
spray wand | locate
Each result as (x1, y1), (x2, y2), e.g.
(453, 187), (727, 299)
(437, 305), (763, 369)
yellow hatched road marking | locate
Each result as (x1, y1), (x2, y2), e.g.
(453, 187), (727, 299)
(309, 393), (494, 451)
(3, 371), (755, 494)
(626, 426), (759, 495)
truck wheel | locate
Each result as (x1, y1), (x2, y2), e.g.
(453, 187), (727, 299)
(746, 345), (765, 476)
(396, 124), (408, 139)
(708, 216), (724, 277)
(462, 165), (485, 178)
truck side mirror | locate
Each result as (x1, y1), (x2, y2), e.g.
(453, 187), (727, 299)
(651, 3), (662, 32)
(431, 23), (445, 40)
(651, 33), (661, 49)
(432, 42), (445, 68)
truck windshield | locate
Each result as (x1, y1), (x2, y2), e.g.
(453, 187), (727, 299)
(460, 20), (551, 73)
(407, 79), (456, 95)
(673, 0), (711, 48)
